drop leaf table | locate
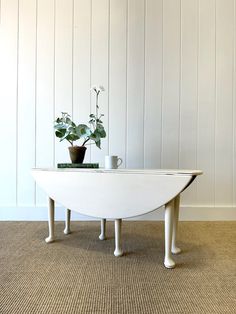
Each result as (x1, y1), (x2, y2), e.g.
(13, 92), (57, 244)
(32, 168), (202, 269)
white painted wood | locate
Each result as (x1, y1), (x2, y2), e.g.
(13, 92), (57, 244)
(64, 208), (71, 235)
(179, 0), (198, 205)
(73, 0), (91, 163)
(32, 168), (201, 265)
(99, 218), (106, 240)
(215, 0), (234, 206)
(114, 219), (123, 257)
(126, 0), (145, 168)
(0, 0), (18, 205)
(109, 0), (127, 166)
(164, 199), (175, 269)
(0, 1), (236, 219)
(31, 168), (202, 219)
(54, 0), (73, 164)
(162, 0), (181, 169)
(17, 0), (36, 205)
(144, 0), (162, 169)
(36, 0), (54, 205)
(45, 197), (55, 243)
(172, 194), (181, 254)
(197, 0), (215, 206)
(90, 0), (109, 166)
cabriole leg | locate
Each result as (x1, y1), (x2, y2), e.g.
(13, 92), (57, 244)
(114, 219), (123, 257)
(45, 197), (55, 243)
(64, 209), (71, 235)
(164, 199), (175, 269)
(172, 194), (181, 254)
(99, 219), (106, 240)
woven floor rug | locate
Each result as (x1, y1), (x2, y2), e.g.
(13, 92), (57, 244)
(0, 221), (236, 313)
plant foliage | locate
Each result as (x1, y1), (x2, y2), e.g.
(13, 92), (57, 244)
(54, 86), (106, 149)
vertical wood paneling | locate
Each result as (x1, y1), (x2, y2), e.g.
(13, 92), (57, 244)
(126, 0), (145, 168)
(36, 0), (54, 204)
(17, 0), (36, 205)
(91, 0), (109, 166)
(54, 0), (73, 163)
(73, 0), (91, 163)
(144, 0), (162, 169)
(0, 0), (236, 214)
(197, 0), (215, 205)
(179, 0), (198, 205)
(0, 0), (18, 205)
(215, 0), (234, 205)
(162, 0), (181, 168)
(109, 0), (127, 166)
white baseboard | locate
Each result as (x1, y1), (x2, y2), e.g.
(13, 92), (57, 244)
(0, 205), (236, 221)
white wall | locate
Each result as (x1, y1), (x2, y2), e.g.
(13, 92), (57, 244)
(0, 0), (236, 221)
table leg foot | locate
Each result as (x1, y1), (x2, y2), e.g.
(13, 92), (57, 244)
(164, 257), (176, 269)
(64, 228), (71, 235)
(114, 219), (123, 257)
(171, 246), (181, 255)
(99, 219), (106, 240)
(114, 249), (123, 257)
(45, 236), (55, 243)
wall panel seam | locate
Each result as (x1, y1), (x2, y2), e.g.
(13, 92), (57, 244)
(214, 0), (217, 207)
(160, 0), (164, 168)
(53, 0), (56, 167)
(125, 0), (128, 167)
(232, 0), (235, 205)
(34, 0), (38, 205)
(108, 0), (110, 155)
(72, 0), (74, 119)
(196, 0), (200, 203)
(89, 0), (92, 163)
(143, 0), (146, 168)
(16, 0), (20, 206)
(178, 0), (182, 168)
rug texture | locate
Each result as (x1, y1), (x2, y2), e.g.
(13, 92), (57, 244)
(0, 221), (236, 313)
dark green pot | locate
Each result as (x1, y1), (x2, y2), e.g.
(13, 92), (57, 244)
(68, 146), (87, 163)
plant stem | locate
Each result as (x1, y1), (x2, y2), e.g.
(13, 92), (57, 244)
(84, 142), (95, 146)
(67, 139), (73, 146)
(96, 92), (99, 119)
(82, 138), (90, 146)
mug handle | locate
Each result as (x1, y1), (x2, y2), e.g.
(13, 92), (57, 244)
(117, 158), (123, 167)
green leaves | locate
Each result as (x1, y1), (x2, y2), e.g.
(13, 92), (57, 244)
(96, 123), (106, 138)
(54, 88), (107, 148)
(55, 129), (66, 138)
(76, 124), (92, 138)
(54, 113), (80, 145)
(95, 139), (101, 149)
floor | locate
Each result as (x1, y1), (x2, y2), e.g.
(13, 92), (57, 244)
(0, 221), (236, 313)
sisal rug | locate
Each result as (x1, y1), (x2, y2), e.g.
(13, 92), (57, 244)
(0, 221), (236, 313)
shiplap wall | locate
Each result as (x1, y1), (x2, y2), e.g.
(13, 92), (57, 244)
(0, 0), (236, 220)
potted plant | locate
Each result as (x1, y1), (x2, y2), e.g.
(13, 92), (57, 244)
(54, 86), (106, 163)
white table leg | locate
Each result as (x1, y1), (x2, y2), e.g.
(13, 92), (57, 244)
(64, 209), (71, 235)
(164, 199), (175, 269)
(172, 194), (181, 254)
(45, 197), (55, 243)
(99, 219), (106, 240)
(114, 219), (123, 257)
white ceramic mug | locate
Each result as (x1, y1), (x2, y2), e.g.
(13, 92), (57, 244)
(105, 155), (123, 169)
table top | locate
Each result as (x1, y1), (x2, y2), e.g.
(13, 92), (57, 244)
(32, 168), (203, 176)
